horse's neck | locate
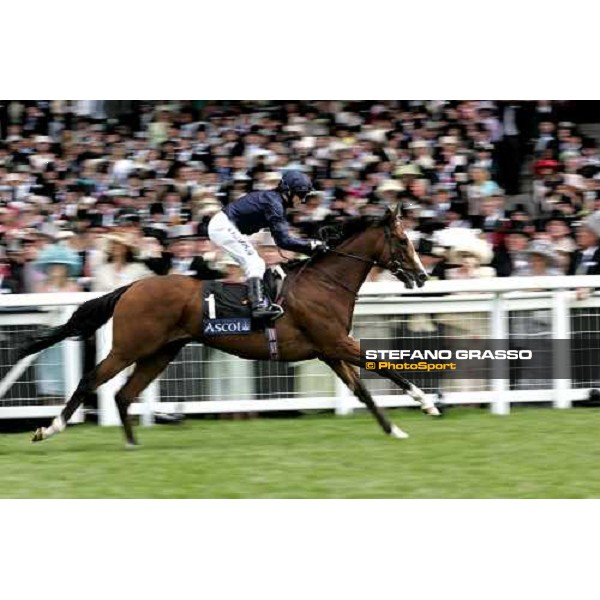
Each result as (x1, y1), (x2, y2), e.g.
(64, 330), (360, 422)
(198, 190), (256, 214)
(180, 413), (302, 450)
(307, 228), (380, 297)
(332, 236), (377, 288)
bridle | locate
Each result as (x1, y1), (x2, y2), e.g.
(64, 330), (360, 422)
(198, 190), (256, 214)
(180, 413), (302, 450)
(290, 221), (420, 294)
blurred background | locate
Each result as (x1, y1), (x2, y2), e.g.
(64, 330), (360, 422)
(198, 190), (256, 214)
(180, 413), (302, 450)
(3, 100), (600, 293)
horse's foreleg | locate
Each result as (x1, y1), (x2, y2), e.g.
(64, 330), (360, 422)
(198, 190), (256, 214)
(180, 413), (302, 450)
(32, 351), (132, 443)
(115, 340), (187, 447)
(322, 357), (408, 439)
(377, 369), (440, 416)
(323, 336), (439, 416)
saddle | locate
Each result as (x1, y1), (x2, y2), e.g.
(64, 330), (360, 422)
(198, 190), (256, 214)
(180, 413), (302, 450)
(202, 268), (285, 337)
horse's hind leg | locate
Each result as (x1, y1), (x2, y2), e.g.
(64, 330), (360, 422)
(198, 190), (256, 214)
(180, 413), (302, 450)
(32, 351), (132, 442)
(115, 340), (187, 447)
(322, 358), (409, 439)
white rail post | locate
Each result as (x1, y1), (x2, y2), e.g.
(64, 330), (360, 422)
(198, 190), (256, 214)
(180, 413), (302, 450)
(490, 292), (509, 415)
(334, 369), (354, 415)
(552, 289), (572, 409)
(96, 320), (122, 426)
(334, 328), (355, 416)
(140, 380), (158, 426)
(62, 305), (84, 424)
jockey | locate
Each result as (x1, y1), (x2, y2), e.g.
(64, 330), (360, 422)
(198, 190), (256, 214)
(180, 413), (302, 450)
(208, 170), (328, 320)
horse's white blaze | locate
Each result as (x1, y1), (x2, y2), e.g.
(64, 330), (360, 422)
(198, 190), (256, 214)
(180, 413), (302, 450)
(390, 424), (409, 439)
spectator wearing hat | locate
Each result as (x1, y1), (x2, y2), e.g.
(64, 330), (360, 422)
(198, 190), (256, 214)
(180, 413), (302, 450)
(33, 242), (82, 293)
(509, 246), (557, 389)
(533, 159), (561, 212)
(543, 213), (576, 273)
(394, 163), (422, 185)
(410, 140), (436, 175)
(92, 231), (153, 291)
(32, 242), (82, 399)
(514, 240), (562, 277)
(415, 237), (446, 280)
(438, 230), (495, 393)
(148, 106), (172, 148)
(445, 232), (496, 280)
(466, 166), (502, 217)
(163, 232), (224, 280)
(492, 226), (531, 278)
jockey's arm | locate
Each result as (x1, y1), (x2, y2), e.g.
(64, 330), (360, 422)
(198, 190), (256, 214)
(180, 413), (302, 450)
(266, 201), (315, 254)
(269, 219), (315, 254)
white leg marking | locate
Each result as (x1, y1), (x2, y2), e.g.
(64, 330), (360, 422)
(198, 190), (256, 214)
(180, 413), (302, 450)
(44, 415), (66, 439)
(409, 384), (440, 416)
(390, 424), (410, 439)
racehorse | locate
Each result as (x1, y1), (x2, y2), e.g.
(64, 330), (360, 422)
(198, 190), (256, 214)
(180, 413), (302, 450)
(21, 204), (439, 447)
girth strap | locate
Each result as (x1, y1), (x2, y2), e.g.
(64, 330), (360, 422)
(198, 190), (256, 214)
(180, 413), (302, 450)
(265, 326), (279, 361)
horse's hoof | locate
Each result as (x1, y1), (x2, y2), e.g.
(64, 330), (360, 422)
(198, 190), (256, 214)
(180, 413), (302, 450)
(389, 425), (410, 439)
(422, 404), (441, 417)
(125, 442), (140, 450)
(32, 428), (46, 443)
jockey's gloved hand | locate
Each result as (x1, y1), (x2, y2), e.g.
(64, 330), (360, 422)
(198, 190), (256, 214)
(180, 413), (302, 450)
(309, 240), (329, 254)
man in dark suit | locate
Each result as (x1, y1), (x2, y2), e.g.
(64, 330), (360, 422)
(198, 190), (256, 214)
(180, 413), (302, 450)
(568, 213), (600, 275)
(492, 228), (531, 277)
(496, 101), (531, 195)
(146, 223), (224, 279)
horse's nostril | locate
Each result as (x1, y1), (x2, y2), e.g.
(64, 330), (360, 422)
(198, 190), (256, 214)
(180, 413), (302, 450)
(417, 272), (428, 283)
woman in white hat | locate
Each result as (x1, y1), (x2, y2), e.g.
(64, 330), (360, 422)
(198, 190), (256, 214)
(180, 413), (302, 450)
(92, 231), (153, 291)
(440, 232), (495, 394)
(445, 232), (496, 280)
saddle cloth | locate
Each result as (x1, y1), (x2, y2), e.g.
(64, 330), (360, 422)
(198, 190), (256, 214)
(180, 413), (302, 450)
(201, 268), (284, 337)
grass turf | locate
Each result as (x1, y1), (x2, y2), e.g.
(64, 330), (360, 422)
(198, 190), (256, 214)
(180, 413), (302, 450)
(0, 407), (599, 498)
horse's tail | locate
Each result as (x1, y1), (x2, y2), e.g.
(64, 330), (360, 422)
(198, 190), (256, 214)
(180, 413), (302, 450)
(17, 284), (132, 360)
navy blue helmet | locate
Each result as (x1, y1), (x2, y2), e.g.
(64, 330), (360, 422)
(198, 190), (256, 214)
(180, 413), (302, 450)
(277, 170), (314, 204)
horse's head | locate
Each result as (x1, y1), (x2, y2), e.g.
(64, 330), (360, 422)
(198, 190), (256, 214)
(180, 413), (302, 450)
(376, 205), (428, 289)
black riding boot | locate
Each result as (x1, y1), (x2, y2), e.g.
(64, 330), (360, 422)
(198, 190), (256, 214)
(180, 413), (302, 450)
(247, 277), (283, 321)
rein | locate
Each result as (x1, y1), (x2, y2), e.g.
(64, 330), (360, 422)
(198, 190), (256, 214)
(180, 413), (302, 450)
(284, 224), (408, 296)
(328, 224), (410, 283)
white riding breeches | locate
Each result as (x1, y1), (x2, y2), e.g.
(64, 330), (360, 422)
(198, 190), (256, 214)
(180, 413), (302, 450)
(208, 211), (266, 279)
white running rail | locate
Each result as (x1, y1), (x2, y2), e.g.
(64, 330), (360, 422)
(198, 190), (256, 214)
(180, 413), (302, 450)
(1, 275), (600, 424)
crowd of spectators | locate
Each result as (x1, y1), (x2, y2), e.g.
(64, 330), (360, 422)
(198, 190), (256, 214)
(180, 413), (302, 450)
(2, 100), (600, 297)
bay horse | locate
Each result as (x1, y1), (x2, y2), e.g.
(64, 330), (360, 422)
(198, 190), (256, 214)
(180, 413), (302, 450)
(22, 205), (439, 447)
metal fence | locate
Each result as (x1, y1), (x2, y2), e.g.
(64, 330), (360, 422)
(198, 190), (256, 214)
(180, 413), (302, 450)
(2, 276), (600, 424)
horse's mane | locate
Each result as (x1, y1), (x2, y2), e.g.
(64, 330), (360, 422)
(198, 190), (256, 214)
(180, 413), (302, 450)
(282, 209), (393, 272)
